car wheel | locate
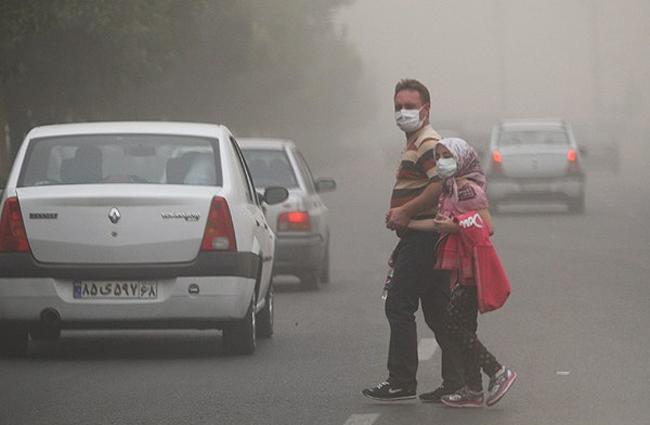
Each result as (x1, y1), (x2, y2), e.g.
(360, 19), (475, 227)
(222, 292), (257, 355)
(0, 324), (29, 357)
(256, 283), (274, 338)
(29, 327), (61, 341)
(568, 194), (585, 214)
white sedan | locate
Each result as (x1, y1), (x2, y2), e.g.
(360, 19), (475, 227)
(239, 138), (336, 290)
(485, 119), (586, 213)
(0, 121), (288, 356)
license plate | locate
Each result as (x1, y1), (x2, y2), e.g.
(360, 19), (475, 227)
(521, 182), (552, 192)
(73, 281), (158, 299)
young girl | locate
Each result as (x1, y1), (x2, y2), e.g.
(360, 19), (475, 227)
(408, 138), (516, 408)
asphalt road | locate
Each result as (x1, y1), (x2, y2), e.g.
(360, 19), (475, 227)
(1, 153), (649, 425)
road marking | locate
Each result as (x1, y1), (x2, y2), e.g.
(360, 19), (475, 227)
(344, 414), (380, 425)
(418, 338), (439, 361)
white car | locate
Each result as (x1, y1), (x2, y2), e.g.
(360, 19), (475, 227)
(485, 119), (586, 213)
(238, 139), (335, 290)
(0, 122), (288, 357)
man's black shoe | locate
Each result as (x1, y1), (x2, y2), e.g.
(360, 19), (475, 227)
(362, 381), (416, 401)
(418, 385), (462, 403)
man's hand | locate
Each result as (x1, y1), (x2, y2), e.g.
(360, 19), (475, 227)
(386, 206), (411, 232)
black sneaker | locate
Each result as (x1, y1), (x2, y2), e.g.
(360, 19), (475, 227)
(441, 386), (484, 408)
(362, 381), (416, 401)
(418, 385), (462, 403)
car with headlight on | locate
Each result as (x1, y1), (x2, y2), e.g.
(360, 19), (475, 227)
(238, 138), (335, 290)
(0, 121), (288, 357)
(485, 119), (586, 213)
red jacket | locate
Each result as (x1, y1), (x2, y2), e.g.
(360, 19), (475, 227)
(435, 211), (511, 313)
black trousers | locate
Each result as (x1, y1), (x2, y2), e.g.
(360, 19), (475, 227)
(445, 285), (501, 391)
(385, 230), (464, 390)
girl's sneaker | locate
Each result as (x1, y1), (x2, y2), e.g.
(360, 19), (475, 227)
(440, 386), (484, 408)
(486, 366), (517, 406)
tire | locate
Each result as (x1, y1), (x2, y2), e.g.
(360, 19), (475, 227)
(222, 292), (257, 355)
(256, 283), (274, 338)
(568, 194), (585, 214)
(29, 327), (61, 341)
(299, 270), (321, 291)
(0, 324), (29, 358)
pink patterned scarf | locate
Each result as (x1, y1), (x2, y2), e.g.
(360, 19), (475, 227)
(437, 138), (488, 214)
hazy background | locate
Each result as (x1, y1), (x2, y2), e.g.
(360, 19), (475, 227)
(1, 0), (649, 180)
(334, 0), (650, 179)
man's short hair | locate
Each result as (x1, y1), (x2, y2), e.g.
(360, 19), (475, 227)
(394, 79), (430, 105)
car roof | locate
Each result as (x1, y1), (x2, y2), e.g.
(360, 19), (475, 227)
(237, 138), (295, 150)
(498, 119), (568, 131)
(25, 121), (229, 139)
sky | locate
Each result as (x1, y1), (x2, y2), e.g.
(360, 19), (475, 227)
(333, 0), (650, 177)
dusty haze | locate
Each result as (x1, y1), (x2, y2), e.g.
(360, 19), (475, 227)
(334, 0), (650, 179)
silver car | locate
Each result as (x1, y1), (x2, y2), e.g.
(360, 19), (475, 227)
(239, 139), (335, 290)
(0, 122), (288, 357)
(485, 119), (586, 213)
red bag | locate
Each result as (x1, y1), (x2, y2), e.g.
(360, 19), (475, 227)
(455, 211), (511, 313)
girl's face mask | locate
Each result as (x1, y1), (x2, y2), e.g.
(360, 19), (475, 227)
(436, 157), (458, 179)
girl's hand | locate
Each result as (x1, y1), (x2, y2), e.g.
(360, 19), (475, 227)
(433, 215), (459, 233)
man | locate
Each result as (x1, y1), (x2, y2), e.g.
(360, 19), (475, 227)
(362, 79), (463, 402)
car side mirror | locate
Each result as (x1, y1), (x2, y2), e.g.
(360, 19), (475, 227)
(263, 186), (289, 205)
(315, 178), (336, 193)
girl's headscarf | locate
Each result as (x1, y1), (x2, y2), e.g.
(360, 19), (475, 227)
(437, 138), (488, 213)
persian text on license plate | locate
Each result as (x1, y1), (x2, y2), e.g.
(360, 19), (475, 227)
(522, 182), (552, 192)
(73, 281), (157, 299)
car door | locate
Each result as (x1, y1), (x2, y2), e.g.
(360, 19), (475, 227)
(230, 138), (275, 298)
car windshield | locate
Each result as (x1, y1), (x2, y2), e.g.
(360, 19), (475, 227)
(17, 134), (222, 187)
(241, 149), (298, 188)
(498, 130), (569, 146)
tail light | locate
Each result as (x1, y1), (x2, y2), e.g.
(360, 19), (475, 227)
(278, 211), (311, 232)
(490, 150), (504, 175)
(566, 148), (581, 174)
(201, 197), (237, 251)
(0, 197), (30, 252)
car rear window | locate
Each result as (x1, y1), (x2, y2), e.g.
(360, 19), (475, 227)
(241, 149), (298, 189)
(18, 134), (222, 187)
(498, 130), (569, 146)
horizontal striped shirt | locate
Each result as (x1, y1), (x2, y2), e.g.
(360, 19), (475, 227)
(390, 124), (441, 214)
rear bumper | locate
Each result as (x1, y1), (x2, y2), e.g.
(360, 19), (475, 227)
(273, 233), (324, 274)
(0, 251), (259, 280)
(0, 276), (255, 328)
(487, 175), (585, 202)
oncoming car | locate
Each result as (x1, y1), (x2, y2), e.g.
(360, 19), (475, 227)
(0, 122), (288, 357)
(485, 119), (586, 213)
(238, 139), (336, 290)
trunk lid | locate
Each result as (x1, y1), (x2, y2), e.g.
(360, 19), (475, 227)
(17, 185), (215, 264)
(498, 145), (570, 178)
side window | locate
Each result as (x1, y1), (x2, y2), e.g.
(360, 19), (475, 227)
(230, 137), (257, 205)
(294, 150), (316, 194)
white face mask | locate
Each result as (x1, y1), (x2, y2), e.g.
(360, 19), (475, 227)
(436, 157), (458, 179)
(394, 106), (424, 133)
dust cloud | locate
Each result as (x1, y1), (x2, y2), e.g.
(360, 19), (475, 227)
(333, 0), (650, 180)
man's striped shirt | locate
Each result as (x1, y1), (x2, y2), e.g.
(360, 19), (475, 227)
(390, 124), (441, 214)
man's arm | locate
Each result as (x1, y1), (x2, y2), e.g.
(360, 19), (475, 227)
(386, 181), (442, 231)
